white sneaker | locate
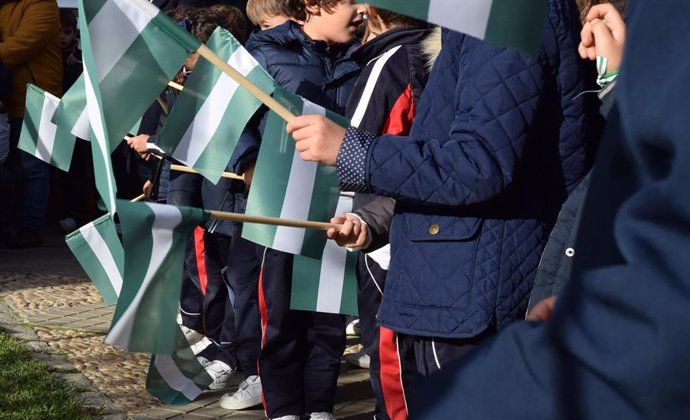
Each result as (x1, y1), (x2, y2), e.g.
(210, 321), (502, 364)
(179, 324), (204, 346)
(345, 318), (360, 336)
(190, 336), (212, 355)
(271, 416), (300, 420)
(309, 412), (334, 420)
(344, 349), (370, 369)
(198, 358), (240, 390)
(219, 375), (262, 410)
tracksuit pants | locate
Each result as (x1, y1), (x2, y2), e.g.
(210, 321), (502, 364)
(258, 246), (346, 418)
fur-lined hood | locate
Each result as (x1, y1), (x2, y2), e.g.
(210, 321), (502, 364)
(421, 26), (443, 71)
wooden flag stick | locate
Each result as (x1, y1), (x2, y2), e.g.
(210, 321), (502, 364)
(170, 163), (243, 181)
(130, 194), (146, 202)
(209, 210), (340, 231)
(196, 44), (296, 122)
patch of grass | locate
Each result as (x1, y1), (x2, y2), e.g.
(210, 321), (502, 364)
(0, 331), (98, 419)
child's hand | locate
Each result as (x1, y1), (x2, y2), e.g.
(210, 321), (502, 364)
(143, 180), (154, 199)
(578, 3), (626, 72)
(287, 115), (346, 166)
(127, 134), (151, 160)
(327, 214), (369, 249)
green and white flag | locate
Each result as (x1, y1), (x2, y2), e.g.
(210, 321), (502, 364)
(106, 200), (207, 354)
(78, 0), (201, 153)
(242, 87), (349, 259)
(65, 214), (123, 306)
(77, 0), (200, 213)
(158, 27), (276, 184)
(52, 74), (91, 141)
(146, 325), (213, 405)
(291, 195), (358, 316)
(18, 84), (76, 172)
(362, 0), (549, 54)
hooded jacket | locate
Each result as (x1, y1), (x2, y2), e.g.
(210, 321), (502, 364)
(335, 0), (602, 338)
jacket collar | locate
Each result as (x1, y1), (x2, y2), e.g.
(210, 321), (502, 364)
(351, 27), (433, 66)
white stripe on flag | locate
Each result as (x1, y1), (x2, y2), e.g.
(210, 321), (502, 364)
(35, 92), (60, 162)
(79, 221), (123, 296)
(316, 194), (353, 313)
(173, 48), (254, 165)
(107, 204), (182, 347)
(272, 100), (325, 253)
(350, 45), (402, 128)
(429, 0), (491, 40)
(89, 0), (156, 82)
(83, 65), (117, 213)
(153, 355), (203, 401)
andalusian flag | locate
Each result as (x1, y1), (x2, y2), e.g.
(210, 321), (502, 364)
(105, 200), (207, 354)
(78, 0), (201, 152)
(362, 0), (549, 54)
(291, 195), (358, 315)
(18, 84), (76, 172)
(77, 0), (201, 213)
(65, 214), (123, 306)
(52, 75), (90, 140)
(242, 87), (348, 258)
(146, 326), (213, 405)
(158, 27), (276, 184)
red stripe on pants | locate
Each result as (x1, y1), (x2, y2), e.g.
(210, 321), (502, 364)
(193, 227), (208, 296)
(257, 265), (268, 410)
(379, 326), (408, 420)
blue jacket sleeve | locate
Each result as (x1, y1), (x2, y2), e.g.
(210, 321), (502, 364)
(359, 35), (545, 207)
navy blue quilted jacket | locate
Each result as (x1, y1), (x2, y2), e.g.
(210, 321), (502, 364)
(229, 21), (360, 173)
(338, 0), (601, 338)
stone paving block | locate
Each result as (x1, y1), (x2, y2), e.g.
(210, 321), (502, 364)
(56, 372), (94, 389)
(135, 408), (187, 419)
(29, 351), (77, 372)
(191, 405), (263, 418)
(24, 339), (50, 351)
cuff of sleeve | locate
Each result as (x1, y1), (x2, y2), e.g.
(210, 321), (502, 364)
(336, 127), (375, 193)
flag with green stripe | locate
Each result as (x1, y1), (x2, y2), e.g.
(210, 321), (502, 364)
(18, 84), (76, 172)
(158, 27), (276, 184)
(363, 0), (549, 54)
(146, 325), (213, 404)
(290, 194), (358, 315)
(106, 200), (207, 354)
(242, 86), (348, 259)
(65, 214), (123, 306)
(52, 74), (91, 140)
(78, 0), (201, 213)
(79, 0), (201, 153)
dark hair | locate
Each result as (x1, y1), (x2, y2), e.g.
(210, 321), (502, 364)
(374, 7), (431, 29)
(60, 9), (78, 29)
(207, 4), (249, 44)
(246, 0), (296, 26)
(575, 0), (627, 23)
(286, 0), (342, 22)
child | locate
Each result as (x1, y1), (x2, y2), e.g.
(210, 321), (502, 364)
(288, 0), (601, 394)
(246, 0), (296, 30)
(326, 6), (435, 420)
(128, 5), (249, 391)
(221, 1), (367, 418)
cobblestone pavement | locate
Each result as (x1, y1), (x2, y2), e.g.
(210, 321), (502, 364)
(0, 230), (374, 419)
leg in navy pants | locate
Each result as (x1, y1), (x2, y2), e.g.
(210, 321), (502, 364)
(258, 247), (346, 418)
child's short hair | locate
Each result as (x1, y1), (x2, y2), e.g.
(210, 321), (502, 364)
(60, 9), (77, 29)
(207, 4), (249, 44)
(285, 0), (341, 22)
(247, 0), (297, 26)
(374, 8), (430, 29)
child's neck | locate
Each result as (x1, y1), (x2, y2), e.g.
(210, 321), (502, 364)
(302, 23), (335, 46)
